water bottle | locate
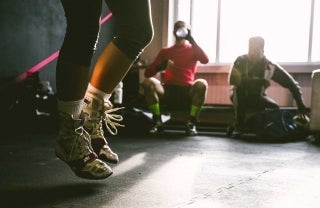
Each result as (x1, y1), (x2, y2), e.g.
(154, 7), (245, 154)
(113, 82), (123, 105)
(176, 27), (188, 38)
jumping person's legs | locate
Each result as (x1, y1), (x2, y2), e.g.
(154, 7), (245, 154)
(90, 0), (153, 92)
(55, 0), (112, 179)
(83, 0), (154, 159)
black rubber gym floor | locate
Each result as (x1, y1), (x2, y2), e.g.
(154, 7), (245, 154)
(1, 129), (320, 208)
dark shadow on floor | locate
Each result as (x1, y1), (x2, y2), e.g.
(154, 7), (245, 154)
(0, 183), (107, 208)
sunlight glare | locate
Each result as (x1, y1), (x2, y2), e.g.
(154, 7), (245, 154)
(113, 152), (147, 176)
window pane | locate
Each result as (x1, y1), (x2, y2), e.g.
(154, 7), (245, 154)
(176, 0), (191, 22)
(191, 0), (218, 63)
(219, 0), (311, 63)
(169, 0), (191, 45)
(312, 0), (320, 62)
(171, 0), (317, 63)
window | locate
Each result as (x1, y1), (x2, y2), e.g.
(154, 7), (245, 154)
(169, 0), (320, 64)
(312, 0), (320, 61)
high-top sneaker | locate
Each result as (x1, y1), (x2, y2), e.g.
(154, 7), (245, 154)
(55, 112), (113, 179)
(83, 96), (123, 164)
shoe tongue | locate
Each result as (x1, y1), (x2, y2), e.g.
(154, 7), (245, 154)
(91, 98), (104, 111)
(83, 97), (104, 116)
(103, 100), (113, 110)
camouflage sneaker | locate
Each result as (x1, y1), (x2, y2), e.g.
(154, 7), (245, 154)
(55, 112), (113, 179)
(83, 97), (123, 164)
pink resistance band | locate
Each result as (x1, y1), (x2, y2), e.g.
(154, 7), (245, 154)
(0, 13), (113, 92)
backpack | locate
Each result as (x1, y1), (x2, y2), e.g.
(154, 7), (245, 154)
(246, 109), (297, 141)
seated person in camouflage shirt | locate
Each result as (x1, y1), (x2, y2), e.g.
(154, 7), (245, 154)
(228, 36), (308, 131)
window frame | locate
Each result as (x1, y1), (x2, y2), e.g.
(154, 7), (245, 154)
(168, 0), (320, 66)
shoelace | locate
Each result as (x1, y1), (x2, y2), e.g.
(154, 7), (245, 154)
(92, 120), (105, 138)
(102, 105), (125, 135)
(69, 115), (94, 161)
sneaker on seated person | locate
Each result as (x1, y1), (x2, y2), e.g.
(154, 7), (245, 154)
(185, 117), (198, 136)
(149, 115), (164, 134)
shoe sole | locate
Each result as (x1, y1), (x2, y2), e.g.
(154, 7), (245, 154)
(55, 144), (112, 180)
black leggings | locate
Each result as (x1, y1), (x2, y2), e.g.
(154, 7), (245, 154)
(59, 0), (153, 66)
(231, 90), (279, 127)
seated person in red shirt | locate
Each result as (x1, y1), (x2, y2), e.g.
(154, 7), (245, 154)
(142, 20), (209, 135)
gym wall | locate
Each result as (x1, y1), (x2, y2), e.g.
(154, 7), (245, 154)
(0, 0), (115, 92)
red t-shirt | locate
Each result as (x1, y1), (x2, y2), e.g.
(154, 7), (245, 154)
(144, 43), (209, 86)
